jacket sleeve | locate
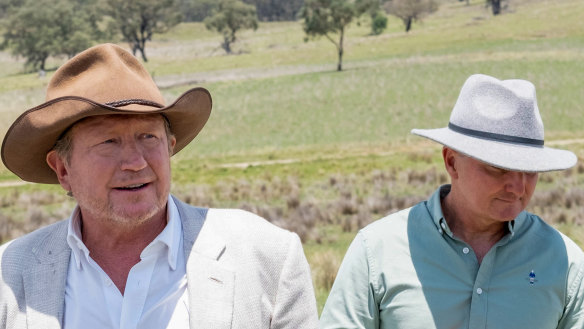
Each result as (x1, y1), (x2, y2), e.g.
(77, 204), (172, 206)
(319, 232), (380, 329)
(270, 233), (319, 329)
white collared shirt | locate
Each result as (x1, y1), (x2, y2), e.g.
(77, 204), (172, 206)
(64, 196), (189, 329)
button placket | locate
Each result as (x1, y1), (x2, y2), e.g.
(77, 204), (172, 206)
(468, 245), (498, 328)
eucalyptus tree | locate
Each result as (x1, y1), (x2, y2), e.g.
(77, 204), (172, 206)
(243, 0), (304, 21)
(384, 0), (438, 32)
(355, 0), (388, 35)
(486, 0), (505, 15)
(300, 0), (357, 71)
(0, 0), (104, 71)
(204, 0), (258, 54)
(181, 0), (216, 22)
(104, 0), (182, 62)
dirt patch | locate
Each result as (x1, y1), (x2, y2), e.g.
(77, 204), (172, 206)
(154, 49), (584, 89)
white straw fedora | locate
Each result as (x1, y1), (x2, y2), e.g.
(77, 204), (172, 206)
(411, 74), (577, 172)
(1, 43), (212, 184)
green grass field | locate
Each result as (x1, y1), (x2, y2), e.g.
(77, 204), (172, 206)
(1, 0), (583, 313)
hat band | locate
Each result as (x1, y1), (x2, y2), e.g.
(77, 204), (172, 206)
(105, 99), (164, 108)
(448, 122), (544, 146)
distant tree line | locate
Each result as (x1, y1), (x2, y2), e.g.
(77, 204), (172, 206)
(181, 0), (507, 22)
(0, 0), (509, 72)
(181, 0), (304, 22)
(0, 0), (185, 69)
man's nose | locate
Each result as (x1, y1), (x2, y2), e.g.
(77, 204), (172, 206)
(504, 171), (527, 195)
(119, 142), (147, 171)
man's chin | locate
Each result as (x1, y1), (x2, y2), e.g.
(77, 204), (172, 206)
(496, 210), (523, 222)
(109, 205), (165, 226)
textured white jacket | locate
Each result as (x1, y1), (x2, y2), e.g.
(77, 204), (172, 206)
(0, 196), (318, 329)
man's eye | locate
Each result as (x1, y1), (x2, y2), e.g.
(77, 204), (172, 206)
(102, 139), (115, 144)
(486, 166), (506, 175)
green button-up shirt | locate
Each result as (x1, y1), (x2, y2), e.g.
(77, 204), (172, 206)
(320, 185), (584, 329)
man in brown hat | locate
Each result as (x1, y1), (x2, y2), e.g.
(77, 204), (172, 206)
(320, 74), (584, 328)
(0, 43), (318, 329)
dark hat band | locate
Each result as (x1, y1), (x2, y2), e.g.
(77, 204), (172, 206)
(105, 99), (164, 108)
(448, 122), (544, 146)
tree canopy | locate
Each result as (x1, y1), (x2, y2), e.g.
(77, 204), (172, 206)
(486, 0), (507, 15)
(243, 0), (304, 21)
(183, 0), (303, 22)
(355, 0), (388, 35)
(204, 0), (258, 54)
(300, 0), (357, 71)
(0, 0), (24, 19)
(104, 0), (182, 62)
(181, 0), (216, 22)
(384, 0), (438, 32)
(0, 0), (103, 71)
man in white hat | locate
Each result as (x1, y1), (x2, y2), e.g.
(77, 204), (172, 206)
(0, 43), (318, 328)
(320, 74), (584, 328)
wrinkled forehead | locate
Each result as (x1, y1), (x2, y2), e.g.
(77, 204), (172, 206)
(67, 113), (168, 136)
(74, 113), (165, 128)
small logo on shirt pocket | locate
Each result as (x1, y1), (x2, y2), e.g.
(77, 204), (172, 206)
(527, 270), (537, 285)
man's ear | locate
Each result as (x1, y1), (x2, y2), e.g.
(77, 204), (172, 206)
(46, 150), (71, 192)
(442, 147), (459, 180)
(169, 135), (177, 155)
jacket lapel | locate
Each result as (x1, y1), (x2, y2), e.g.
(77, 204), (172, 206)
(23, 221), (70, 329)
(175, 198), (234, 329)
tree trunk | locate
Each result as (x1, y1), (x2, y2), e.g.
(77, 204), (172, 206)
(139, 47), (148, 62)
(40, 57), (47, 71)
(222, 36), (232, 54)
(405, 17), (412, 32)
(491, 0), (501, 15)
(135, 46), (147, 62)
(130, 42), (148, 62)
(337, 28), (344, 71)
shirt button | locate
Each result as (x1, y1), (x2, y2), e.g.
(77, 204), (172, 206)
(463, 247), (470, 254)
(476, 288), (483, 295)
(440, 222), (446, 230)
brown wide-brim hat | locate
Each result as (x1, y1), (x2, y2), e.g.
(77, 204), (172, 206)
(1, 43), (212, 184)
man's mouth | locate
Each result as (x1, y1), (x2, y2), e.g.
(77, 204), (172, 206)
(497, 197), (520, 203)
(114, 183), (149, 191)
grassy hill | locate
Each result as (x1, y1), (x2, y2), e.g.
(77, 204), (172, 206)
(0, 0), (583, 311)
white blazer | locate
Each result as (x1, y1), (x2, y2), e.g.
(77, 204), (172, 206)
(0, 196), (318, 328)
